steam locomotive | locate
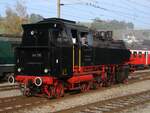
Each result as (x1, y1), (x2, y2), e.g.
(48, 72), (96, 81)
(15, 18), (131, 98)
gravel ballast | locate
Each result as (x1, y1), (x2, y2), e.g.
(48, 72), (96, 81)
(119, 102), (150, 113)
(0, 82), (21, 98)
(16, 79), (150, 113)
(0, 82), (17, 87)
(0, 89), (21, 98)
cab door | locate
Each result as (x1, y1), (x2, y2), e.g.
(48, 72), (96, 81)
(60, 28), (73, 77)
(49, 28), (62, 77)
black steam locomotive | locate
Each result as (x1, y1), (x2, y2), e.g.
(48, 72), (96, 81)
(15, 18), (130, 98)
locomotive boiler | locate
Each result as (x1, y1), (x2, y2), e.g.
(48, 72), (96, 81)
(15, 18), (131, 98)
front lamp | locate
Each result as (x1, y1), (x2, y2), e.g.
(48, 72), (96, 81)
(44, 69), (48, 73)
(17, 68), (21, 72)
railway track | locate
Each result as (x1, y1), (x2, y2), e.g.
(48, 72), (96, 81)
(0, 69), (149, 92)
(0, 84), (18, 91)
(0, 96), (49, 113)
(57, 90), (150, 113)
(1, 80), (149, 113)
(128, 69), (150, 81)
(0, 70), (149, 113)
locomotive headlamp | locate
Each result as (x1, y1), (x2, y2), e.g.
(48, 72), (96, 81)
(30, 30), (34, 35)
(44, 69), (48, 73)
(17, 68), (21, 72)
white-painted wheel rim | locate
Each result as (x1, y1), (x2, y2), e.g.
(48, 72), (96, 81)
(8, 75), (15, 84)
(34, 77), (42, 86)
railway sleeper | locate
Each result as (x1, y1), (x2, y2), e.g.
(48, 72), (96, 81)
(81, 108), (101, 113)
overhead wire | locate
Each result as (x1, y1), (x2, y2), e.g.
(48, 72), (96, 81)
(60, 1), (149, 25)
(0, 1), (150, 28)
(121, 0), (150, 18)
(0, 1), (92, 21)
(126, 0), (150, 9)
(79, 1), (150, 26)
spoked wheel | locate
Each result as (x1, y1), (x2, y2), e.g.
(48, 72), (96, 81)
(106, 77), (114, 87)
(93, 82), (99, 90)
(123, 78), (128, 84)
(102, 80), (108, 87)
(115, 71), (126, 83)
(24, 88), (32, 97)
(115, 65), (129, 84)
(21, 84), (32, 97)
(81, 82), (92, 92)
(50, 86), (55, 98)
(102, 77), (113, 87)
(55, 83), (64, 98)
(106, 80), (112, 87)
(86, 82), (92, 91)
(44, 85), (55, 99)
(80, 83), (87, 92)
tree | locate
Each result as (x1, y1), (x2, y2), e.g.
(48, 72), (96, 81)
(2, 0), (28, 35)
(127, 22), (134, 29)
(143, 31), (149, 38)
(29, 13), (43, 23)
(90, 18), (134, 30)
(15, 0), (27, 19)
(0, 15), (2, 21)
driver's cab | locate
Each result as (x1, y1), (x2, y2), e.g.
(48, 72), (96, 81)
(69, 26), (93, 68)
(70, 29), (93, 47)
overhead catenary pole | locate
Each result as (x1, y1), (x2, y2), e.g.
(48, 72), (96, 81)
(57, 0), (61, 18)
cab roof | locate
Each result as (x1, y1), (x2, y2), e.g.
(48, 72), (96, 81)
(23, 18), (88, 32)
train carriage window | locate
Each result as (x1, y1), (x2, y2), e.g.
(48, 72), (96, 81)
(144, 51), (148, 58)
(145, 52), (147, 58)
(133, 51), (137, 58)
(138, 52), (142, 58)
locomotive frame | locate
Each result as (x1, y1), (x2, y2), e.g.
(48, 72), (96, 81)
(15, 18), (130, 98)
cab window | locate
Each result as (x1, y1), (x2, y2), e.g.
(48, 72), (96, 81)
(71, 29), (78, 44)
(87, 33), (93, 46)
(80, 32), (88, 46)
(60, 29), (71, 45)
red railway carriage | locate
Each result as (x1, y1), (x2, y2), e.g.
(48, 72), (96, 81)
(129, 49), (150, 69)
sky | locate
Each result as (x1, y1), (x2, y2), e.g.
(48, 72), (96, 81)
(0, 0), (150, 29)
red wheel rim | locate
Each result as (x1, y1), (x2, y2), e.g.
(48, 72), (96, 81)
(55, 84), (64, 98)
(81, 84), (86, 92)
(48, 86), (55, 99)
